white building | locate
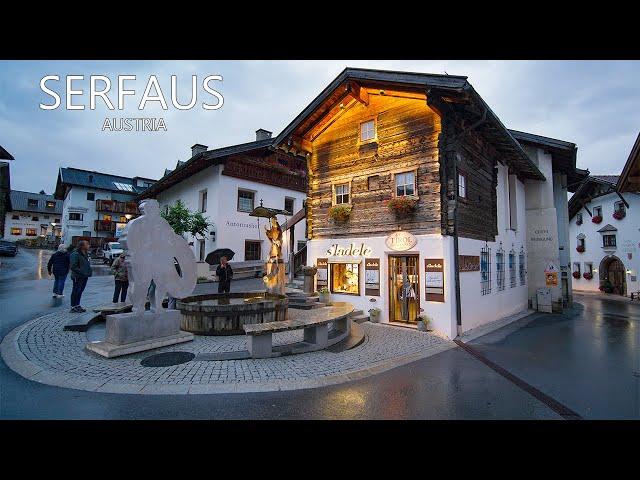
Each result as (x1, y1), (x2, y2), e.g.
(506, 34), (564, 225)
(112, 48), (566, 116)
(569, 174), (640, 296)
(272, 67), (587, 339)
(54, 168), (156, 247)
(141, 130), (308, 275)
(3, 190), (63, 241)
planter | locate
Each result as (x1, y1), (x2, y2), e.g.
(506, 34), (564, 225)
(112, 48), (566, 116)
(591, 215), (602, 224)
(368, 309), (381, 323)
(576, 245), (585, 253)
(416, 320), (427, 331)
(613, 211), (625, 220)
(319, 291), (331, 305)
(572, 271), (580, 279)
(387, 196), (418, 218)
(329, 205), (352, 223)
(583, 272), (593, 280)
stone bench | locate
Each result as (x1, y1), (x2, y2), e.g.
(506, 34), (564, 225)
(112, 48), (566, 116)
(243, 302), (354, 358)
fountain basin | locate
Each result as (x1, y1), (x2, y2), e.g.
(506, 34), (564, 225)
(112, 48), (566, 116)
(177, 292), (288, 335)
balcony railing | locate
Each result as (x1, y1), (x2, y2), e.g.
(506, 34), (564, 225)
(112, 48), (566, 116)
(96, 199), (139, 215)
(94, 219), (116, 232)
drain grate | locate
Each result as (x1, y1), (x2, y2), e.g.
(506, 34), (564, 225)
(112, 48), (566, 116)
(141, 351), (195, 367)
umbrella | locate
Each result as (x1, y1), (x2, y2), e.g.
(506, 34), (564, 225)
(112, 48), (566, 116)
(205, 248), (235, 265)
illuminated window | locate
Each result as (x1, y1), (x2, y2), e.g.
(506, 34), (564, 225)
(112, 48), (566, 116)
(26, 228), (37, 236)
(10, 227), (21, 235)
(458, 172), (466, 198)
(46, 201), (55, 209)
(330, 263), (360, 295)
(395, 172), (415, 197)
(360, 120), (375, 142)
(237, 190), (255, 213)
(334, 183), (350, 205)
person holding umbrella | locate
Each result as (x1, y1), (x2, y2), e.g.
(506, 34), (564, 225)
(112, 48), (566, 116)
(216, 256), (233, 294)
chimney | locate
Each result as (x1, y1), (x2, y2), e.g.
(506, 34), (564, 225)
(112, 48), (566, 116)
(255, 129), (272, 141)
(191, 144), (208, 157)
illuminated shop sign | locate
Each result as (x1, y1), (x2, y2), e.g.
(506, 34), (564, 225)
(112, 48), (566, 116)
(386, 231), (417, 251)
(326, 243), (372, 257)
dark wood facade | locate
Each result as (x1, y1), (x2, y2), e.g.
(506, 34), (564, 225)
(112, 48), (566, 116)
(222, 152), (307, 193)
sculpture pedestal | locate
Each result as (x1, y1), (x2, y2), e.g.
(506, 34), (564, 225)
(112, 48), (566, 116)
(302, 266), (317, 294)
(85, 309), (194, 358)
(264, 258), (286, 296)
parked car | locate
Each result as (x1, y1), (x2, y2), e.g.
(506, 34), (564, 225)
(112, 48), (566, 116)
(103, 241), (123, 265)
(0, 240), (18, 257)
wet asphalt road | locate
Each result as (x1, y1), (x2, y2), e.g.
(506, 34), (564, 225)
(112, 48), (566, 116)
(1, 249), (638, 419)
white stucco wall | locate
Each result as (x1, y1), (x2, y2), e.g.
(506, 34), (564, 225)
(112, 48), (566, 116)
(4, 211), (61, 240)
(569, 191), (640, 294)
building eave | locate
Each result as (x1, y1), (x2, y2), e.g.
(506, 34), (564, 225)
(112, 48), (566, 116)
(617, 132), (640, 193)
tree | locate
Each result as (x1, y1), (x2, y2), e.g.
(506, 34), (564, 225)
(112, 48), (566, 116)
(161, 200), (211, 239)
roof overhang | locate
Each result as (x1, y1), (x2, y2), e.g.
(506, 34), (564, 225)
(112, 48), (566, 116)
(617, 132), (640, 193)
(0, 145), (14, 160)
(274, 67), (545, 181)
(568, 175), (618, 219)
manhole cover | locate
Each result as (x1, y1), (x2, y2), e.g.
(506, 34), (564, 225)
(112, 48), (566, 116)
(141, 352), (195, 367)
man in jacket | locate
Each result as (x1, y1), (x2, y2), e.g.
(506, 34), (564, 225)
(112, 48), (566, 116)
(47, 244), (70, 298)
(69, 240), (93, 313)
(215, 256), (233, 294)
(110, 252), (129, 303)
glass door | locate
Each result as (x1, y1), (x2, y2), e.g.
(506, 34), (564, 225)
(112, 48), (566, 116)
(388, 255), (420, 323)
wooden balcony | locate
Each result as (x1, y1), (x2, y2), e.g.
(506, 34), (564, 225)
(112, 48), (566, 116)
(95, 199), (139, 215)
(94, 219), (116, 232)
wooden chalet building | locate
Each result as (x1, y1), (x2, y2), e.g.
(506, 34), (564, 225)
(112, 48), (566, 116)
(274, 68), (586, 338)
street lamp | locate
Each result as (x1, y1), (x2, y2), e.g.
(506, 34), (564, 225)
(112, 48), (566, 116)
(125, 214), (133, 221)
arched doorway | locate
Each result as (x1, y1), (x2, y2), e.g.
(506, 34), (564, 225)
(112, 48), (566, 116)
(599, 255), (627, 295)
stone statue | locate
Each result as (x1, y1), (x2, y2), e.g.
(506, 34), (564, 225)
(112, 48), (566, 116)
(263, 215), (285, 295)
(120, 199), (197, 313)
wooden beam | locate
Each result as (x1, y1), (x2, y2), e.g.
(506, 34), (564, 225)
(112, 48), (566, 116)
(347, 82), (369, 106)
(615, 190), (630, 209)
(307, 97), (356, 141)
(288, 135), (313, 154)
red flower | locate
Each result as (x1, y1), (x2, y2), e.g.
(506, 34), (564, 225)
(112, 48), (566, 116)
(576, 245), (585, 253)
(613, 211), (625, 220)
(572, 271), (580, 279)
(583, 272), (593, 280)
(591, 215), (602, 224)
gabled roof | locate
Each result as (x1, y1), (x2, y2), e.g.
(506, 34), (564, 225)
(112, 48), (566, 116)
(55, 167), (156, 199)
(597, 224), (617, 233)
(591, 175), (619, 185)
(617, 132), (640, 193)
(0, 145), (14, 160)
(274, 67), (546, 181)
(9, 190), (62, 215)
(568, 175), (619, 219)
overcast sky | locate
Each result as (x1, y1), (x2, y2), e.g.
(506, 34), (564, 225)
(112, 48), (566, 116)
(1, 60), (638, 194)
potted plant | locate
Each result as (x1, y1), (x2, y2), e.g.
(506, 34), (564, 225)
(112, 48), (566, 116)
(613, 210), (625, 220)
(368, 307), (381, 323)
(318, 286), (331, 304)
(572, 271), (580, 279)
(583, 272), (593, 280)
(591, 215), (603, 224)
(576, 245), (585, 253)
(387, 196), (418, 218)
(329, 204), (352, 223)
(417, 313), (432, 332)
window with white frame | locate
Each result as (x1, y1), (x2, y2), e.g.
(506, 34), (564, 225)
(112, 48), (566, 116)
(458, 172), (466, 198)
(593, 206), (602, 218)
(237, 190), (255, 213)
(585, 262), (593, 275)
(614, 200), (626, 215)
(395, 172), (415, 197)
(573, 262), (581, 275)
(360, 120), (375, 142)
(603, 234), (617, 248)
(199, 189), (208, 213)
(334, 183), (350, 205)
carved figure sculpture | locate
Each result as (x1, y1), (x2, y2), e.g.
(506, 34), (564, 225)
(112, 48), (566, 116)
(120, 199), (197, 313)
(263, 216), (283, 289)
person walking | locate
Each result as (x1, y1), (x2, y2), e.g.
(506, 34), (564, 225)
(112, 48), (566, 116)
(69, 240), (93, 313)
(110, 252), (129, 303)
(216, 256), (233, 294)
(47, 244), (70, 298)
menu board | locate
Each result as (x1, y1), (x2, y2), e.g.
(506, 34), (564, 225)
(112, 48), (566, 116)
(425, 258), (445, 302)
(365, 258), (380, 296)
(316, 258), (328, 288)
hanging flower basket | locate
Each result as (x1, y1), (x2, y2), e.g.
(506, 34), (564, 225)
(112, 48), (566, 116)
(576, 219), (583, 226)
(572, 271), (580, 279)
(583, 272), (593, 280)
(329, 204), (352, 222)
(576, 245), (585, 253)
(387, 196), (418, 218)
(613, 210), (625, 220)
(591, 215), (602, 224)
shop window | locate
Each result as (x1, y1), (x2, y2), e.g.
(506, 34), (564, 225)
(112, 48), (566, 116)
(509, 251), (516, 288)
(458, 172), (466, 198)
(237, 190), (255, 213)
(199, 189), (208, 213)
(519, 249), (526, 286)
(87, 192), (95, 201)
(27, 198), (38, 207)
(360, 119), (375, 142)
(69, 212), (83, 221)
(284, 197), (295, 215)
(496, 247), (505, 291)
(395, 171), (415, 197)
(26, 228), (37, 236)
(330, 263), (360, 295)
(10, 227), (21, 235)
(603, 234), (616, 247)
(245, 241), (262, 261)
(333, 183), (350, 205)
(481, 246), (492, 295)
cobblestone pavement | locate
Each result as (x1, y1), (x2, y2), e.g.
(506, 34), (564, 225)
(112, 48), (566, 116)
(1, 307), (454, 394)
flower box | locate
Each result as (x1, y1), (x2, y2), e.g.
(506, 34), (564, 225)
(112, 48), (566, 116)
(576, 219), (583, 226)
(613, 210), (625, 220)
(329, 204), (352, 222)
(583, 272), (593, 280)
(387, 196), (418, 218)
(572, 271), (580, 279)
(591, 215), (602, 224)
(576, 245), (585, 253)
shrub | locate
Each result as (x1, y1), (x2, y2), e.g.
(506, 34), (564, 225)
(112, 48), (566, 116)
(329, 204), (352, 222)
(387, 196), (418, 217)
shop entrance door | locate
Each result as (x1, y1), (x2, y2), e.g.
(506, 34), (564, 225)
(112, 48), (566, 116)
(388, 255), (420, 323)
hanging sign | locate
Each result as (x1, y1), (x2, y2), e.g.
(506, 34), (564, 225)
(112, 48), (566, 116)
(316, 258), (328, 288)
(425, 258), (445, 302)
(459, 255), (480, 272)
(365, 258), (381, 296)
(385, 231), (417, 251)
